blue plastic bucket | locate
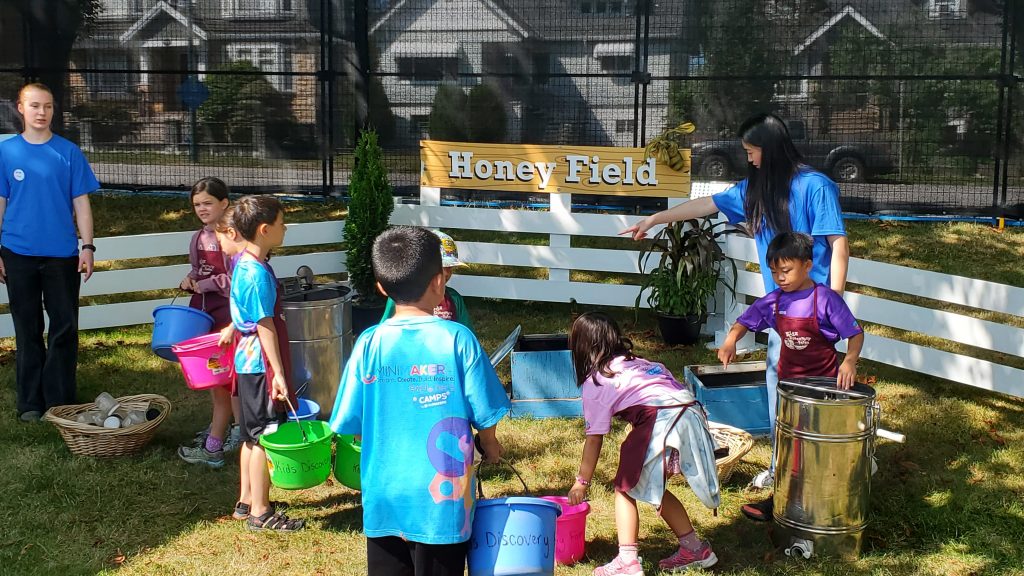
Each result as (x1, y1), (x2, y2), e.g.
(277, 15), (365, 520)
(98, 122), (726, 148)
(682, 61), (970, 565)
(151, 305), (214, 362)
(468, 497), (562, 576)
(290, 398), (320, 421)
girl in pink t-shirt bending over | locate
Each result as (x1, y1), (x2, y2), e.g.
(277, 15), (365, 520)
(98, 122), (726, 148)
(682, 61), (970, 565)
(567, 312), (720, 576)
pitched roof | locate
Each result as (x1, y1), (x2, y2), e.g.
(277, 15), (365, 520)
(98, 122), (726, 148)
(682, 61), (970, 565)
(821, 0), (1003, 46)
(371, 0), (689, 42)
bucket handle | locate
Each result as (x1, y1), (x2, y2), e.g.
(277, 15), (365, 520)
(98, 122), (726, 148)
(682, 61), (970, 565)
(783, 378), (873, 399)
(474, 434), (530, 499)
(169, 290), (207, 311)
(283, 396), (310, 444)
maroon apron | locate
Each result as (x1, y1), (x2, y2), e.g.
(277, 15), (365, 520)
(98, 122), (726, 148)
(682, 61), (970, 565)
(189, 232), (232, 329)
(774, 285), (837, 480)
(613, 403), (694, 495)
(774, 285), (839, 380)
(231, 251), (298, 411)
(433, 293), (456, 320)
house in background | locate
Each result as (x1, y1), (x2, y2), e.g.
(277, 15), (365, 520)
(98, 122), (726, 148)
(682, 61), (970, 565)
(770, 0), (1002, 136)
(70, 0), (322, 144)
(369, 0), (689, 147)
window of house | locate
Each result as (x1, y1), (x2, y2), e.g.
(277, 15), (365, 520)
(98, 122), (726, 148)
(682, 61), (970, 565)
(396, 57), (459, 82)
(615, 119), (636, 133)
(583, 2), (636, 16)
(224, 0), (295, 18)
(410, 114), (430, 136)
(228, 43), (292, 92)
(928, 0), (963, 18)
(85, 50), (132, 97)
(774, 79), (808, 101)
(599, 55), (633, 73)
(99, 0), (143, 18)
(688, 54), (706, 75)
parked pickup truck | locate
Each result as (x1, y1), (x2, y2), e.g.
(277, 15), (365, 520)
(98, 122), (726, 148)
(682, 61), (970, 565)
(690, 120), (896, 183)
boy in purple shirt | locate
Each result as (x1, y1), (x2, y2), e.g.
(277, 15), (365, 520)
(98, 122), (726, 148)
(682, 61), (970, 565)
(718, 231), (863, 386)
(718, 232), (864, 521)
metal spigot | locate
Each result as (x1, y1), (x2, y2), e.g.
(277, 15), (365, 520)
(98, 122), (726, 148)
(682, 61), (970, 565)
(296, 265), (315, 290)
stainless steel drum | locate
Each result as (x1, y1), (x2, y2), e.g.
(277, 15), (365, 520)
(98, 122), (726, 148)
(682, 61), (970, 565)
(281, 283), (353, 419)
(772, 377), (879, 560)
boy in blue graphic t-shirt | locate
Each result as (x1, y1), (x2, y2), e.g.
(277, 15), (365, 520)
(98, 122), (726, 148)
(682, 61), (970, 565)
(329, 226), (510, 576)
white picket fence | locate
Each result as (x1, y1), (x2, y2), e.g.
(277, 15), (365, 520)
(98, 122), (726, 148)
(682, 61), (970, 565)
(2, 191), (1021, 398)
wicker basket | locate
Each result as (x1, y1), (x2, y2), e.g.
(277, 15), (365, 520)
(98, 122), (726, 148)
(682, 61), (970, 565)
(709, 421), (754, 484)
(43, 394), (172, 458)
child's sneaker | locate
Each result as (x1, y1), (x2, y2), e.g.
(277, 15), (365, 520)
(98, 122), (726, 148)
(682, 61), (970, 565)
(177, 445), (225, 468)
(658, 541), (718, 572)
(192, 425), (210, 446)
(750, 469), (774, 489)
(593, 556), (644, 576)
(223, 425), (243, 452)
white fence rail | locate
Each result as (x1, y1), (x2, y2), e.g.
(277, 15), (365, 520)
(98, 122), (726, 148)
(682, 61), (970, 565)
(3, 194), (1021, 398)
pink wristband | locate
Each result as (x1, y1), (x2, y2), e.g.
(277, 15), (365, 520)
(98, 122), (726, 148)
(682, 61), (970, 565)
(575, 475), (590, 487)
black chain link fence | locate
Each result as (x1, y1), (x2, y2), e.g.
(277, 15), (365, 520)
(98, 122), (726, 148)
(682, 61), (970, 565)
(0, 0), (1020, 216)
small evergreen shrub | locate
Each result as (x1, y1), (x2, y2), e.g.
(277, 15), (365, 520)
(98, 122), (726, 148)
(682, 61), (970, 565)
(344, 128), (394, 306)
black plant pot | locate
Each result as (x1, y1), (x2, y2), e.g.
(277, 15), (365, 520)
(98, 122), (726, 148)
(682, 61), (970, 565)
(351, 301), (387, 336)
(656, 312), (704, 346)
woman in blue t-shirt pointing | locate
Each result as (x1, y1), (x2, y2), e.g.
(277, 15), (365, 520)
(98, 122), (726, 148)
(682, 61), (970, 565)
(622, 112), (850, 514)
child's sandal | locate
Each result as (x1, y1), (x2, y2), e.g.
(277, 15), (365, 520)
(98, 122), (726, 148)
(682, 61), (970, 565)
(232, 501), (287, 520)
(246, 511), (305, 532)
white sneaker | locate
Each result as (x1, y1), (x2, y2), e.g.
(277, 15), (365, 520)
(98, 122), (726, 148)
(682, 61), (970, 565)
(750, 469), (774, 489)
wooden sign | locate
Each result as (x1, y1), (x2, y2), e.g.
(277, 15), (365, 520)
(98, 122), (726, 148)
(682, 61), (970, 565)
(421, 140), (690, 197)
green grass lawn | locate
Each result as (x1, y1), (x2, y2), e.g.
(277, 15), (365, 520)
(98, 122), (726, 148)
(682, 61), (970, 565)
(1, 195), (1022, 575)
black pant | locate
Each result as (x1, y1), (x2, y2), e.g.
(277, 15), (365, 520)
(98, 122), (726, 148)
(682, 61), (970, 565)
(3, 248), (81, 415)
(367, 536), (468, 576)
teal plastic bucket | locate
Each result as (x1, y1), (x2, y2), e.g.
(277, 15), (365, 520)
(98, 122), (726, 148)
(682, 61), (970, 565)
(259, 421), (334, 490)
(468, 497), (562, 576)
(151, 305), (214, 362)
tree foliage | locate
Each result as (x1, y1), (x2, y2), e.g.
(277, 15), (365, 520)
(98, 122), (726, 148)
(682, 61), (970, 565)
(367, 76), (396, 146)
(669, 0), (785, 135)
(198, 61), (298, 147)
(344, 129), (394, 306)
(428, 84), (468, 141)
(467, 83), (507, 143)
(4, 0), (102, 132)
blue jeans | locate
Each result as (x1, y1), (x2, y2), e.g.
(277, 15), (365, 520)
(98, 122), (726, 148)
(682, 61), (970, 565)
(766, 329), (782, 475)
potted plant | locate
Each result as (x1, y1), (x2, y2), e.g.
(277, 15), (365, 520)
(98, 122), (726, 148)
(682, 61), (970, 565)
(345, 128), (394, 333)
(635, 217), (735, 345)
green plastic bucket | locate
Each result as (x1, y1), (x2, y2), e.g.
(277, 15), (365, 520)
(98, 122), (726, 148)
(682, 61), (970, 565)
(333, 434), (362, 490)
(259, 421), (334, 490)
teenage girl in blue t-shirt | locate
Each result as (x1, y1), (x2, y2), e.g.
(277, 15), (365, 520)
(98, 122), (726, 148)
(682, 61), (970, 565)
(623, 113), (850, 520)
(0, 83), (99, 423)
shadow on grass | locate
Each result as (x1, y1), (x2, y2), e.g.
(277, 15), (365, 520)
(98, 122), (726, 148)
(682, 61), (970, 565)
(311, 489), (364, 532)
(0, 332), (350, 575)
(644, 361), (1024, 576)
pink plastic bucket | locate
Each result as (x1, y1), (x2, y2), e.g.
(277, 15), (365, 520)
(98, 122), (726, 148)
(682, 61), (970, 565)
(171, 333), (234, 390)
(540, 496), (590, 565)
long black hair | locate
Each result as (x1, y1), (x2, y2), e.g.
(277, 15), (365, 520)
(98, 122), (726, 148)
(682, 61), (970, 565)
(738, 113), (804, 235)
(569, 312), (635, 386)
